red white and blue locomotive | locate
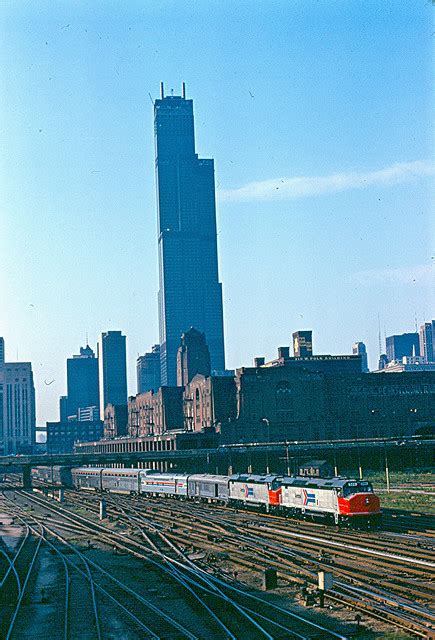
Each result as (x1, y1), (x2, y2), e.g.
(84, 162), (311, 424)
(31, 466), (381, 527)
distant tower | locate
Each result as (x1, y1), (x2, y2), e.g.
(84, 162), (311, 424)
(66, 345), (99, 418)
(0, 338), (36, 455)
(386, 333), (420, 362)
(292, 331), (313, 357)
(352, 341), (369, 372)
(137, 345), (161, 394)
(98, 331), (127, 420)
(154, 84), (225, 386)
(176, 328), (211, 387)
(378, 353), (389, 370)
(419, 321), (435, 363)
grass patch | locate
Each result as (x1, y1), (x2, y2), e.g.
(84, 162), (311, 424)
(363, 470), (435, 514)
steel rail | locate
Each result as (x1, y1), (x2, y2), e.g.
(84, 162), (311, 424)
(175, 505), (435, 633)
(4, 522), (43, 640)
(114, 504), (261, 640)
(117, 493), (434, 637)
(24, 491), (268, 639)
(0, 547), (22, 597)
(18, 488), (430, 639)
(9, 492), (197, 638)
(115, 499), (342, 640)
(3, 499), (168, 640)
(5, 509), (71, 640)
(261, 525), (435, 568)
(6, 495), (193, 640)
(117, 500), (300, 639)
(22, 490), (316, 639)
(0, 521), (30, 588)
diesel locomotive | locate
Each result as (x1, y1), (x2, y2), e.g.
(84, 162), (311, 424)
(31, 466), (381, 527)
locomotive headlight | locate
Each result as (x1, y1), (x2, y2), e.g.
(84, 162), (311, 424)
(365, 497), (370, 505)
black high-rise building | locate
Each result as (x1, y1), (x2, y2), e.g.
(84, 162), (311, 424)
(66, 345), (99, 418)
(176, 327), (211, 387)
(98, 331), (128, 419)
(137, 345), (161, 394)
(154, 83), (225, 386)
(386, 333), (420, 362)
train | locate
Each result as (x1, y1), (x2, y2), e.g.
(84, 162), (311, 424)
(31, 465), (381, 527)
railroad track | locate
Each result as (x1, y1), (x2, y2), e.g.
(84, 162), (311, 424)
(6, 485), (435, 638)
(94, 491), (435, 638)
(0, 494), (203, 639)
(2, 490), (349, 639)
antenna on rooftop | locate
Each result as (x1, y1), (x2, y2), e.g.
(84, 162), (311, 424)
(377, 313), (382, 356)
(160, 81), (164, 99)
(182, 82), (186, 99)
(86, 332), (89, 346)
(148, 92), (154, 106)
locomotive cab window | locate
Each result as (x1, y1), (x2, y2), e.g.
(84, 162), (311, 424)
(342, 482), (374, 497)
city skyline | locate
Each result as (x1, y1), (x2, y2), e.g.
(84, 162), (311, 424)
(1, 2), (432, 424)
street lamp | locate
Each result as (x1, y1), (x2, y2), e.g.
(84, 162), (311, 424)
(261, 418), (270, 474)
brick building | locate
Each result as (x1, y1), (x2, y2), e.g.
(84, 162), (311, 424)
(104, 403), (128, 439)
(177, 328), (211, 387)
(128, 387), (184, 437)
(221, 362), (435, 443)
(183, 374), (237, 431)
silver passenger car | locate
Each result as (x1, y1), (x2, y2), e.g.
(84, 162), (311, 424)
(71, 467), (103, 491)
(32, 466), (73, 488)
(139, 471), (189, 497)
(102, 468), (140, 494)
(187, 474), (229, 503)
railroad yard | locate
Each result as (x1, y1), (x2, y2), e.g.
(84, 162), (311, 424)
(0, 477), (434, 639)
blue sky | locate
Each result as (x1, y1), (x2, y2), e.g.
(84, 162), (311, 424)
(0, 1), (433, 425)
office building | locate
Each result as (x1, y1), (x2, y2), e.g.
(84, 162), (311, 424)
(0, 338), (36, 455)
(419, 321), (435, 363)
(59, 396), (68, 422)
(137, 345), (161, 394)
(77, 406), (99, 422)
(352, 341), (369, 372)
(386, 333), (420, 362)
(98, 331), (128, 420)
(176, 327), (211, 387)
(154, 83), (225, 386)
(66, 345), (99, 418)
(47, 419), (103, 454)
(378, 353), (389, 370)
(292, 331), (313, 357)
